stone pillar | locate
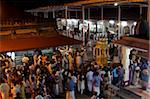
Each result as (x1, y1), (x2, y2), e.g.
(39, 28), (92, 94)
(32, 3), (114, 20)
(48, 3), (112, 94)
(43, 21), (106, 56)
(121, 46), (132, 82)
(44, 12), (48, 18)
(118, 6), (121, 39)
(82, 6), (85, 46)
(140, 5), (142, 15)
(147, 2), (150, 91)
(148, 0), (150, 31)
(53, 9), (55, 19)
(34, 12), (38, 16)
(65, 6), (68, 36)
(76, 11), (78, 19)
(88, 8), (90, 19)
(101, 6), (104, 36)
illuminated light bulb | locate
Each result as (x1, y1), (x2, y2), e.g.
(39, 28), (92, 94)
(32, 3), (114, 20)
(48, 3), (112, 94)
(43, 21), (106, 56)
(133, 22), (137, 26)
(114, 3), (118, 6)
(71, 19), (77, 23)
(109, 20), (115, 25)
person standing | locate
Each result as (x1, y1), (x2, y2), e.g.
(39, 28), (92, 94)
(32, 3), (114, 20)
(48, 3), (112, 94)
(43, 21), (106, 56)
(133, 66), (140, 85)
(21, 82), (26, 99)
(0, 78), (10, 99)
(77, 72), (81, 93)
(37, 55), (42, 65)
(108, 71), (112, 84)
(76, 52), (82, 69)
(86, 69), (94, 93)
(140, 67), (149, 90)
(25, 79), (31, 99)
(59, 69), (64, 94)
(69, 76), (75, 99)
(54, 71), (60, 96)
(112, 66), (118, 86)
(118, 64), (125, 87)
(92, 72), (102, 99)
(68, 52), (74, 71)
(80, 72), (85, 94)
(42, 54), (47, 65)
(22, 54), (29, 66)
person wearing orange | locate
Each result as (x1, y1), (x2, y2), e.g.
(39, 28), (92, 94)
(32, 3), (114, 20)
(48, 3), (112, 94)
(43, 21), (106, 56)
(0, 79), (10, 99)
(68, 52), (74, 71)
(42, 54), (47, 65)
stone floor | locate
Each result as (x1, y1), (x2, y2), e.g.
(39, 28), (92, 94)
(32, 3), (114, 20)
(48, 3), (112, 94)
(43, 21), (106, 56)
(56, 93), (89, 99)
(56, 92), (122, 99)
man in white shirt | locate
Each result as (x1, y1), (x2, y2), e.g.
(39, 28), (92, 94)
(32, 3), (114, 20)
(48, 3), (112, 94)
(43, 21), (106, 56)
(86, 69), (94, 92)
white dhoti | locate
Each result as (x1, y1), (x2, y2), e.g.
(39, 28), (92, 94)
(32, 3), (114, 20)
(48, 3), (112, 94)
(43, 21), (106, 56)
(77, 81), (81, 92)
(93, 86), (100, 96)
(87, 80), (93, 92)
(81, 80), (85, 94)
(55, 84), (59, 95)
(69, 91), (75, 99)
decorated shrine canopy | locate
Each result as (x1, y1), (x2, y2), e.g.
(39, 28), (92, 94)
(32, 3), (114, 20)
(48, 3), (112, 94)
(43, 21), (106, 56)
(0, 35), (82, 53)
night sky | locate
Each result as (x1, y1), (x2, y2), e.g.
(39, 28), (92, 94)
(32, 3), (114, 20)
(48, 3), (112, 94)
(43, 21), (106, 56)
(3, 0), (79, 10)
(1, 0), (147, 20)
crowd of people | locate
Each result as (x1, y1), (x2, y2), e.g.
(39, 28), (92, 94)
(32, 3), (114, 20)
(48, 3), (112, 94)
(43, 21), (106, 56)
(0, 46), (149, 99)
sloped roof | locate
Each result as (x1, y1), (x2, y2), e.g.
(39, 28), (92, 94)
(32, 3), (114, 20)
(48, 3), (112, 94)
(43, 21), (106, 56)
(112, 36), (149, 52)
(64, 0), (146, 6)
(0, 2), (82, 52)
(0, 35), (82, 52)
(112, 36), (149, 59)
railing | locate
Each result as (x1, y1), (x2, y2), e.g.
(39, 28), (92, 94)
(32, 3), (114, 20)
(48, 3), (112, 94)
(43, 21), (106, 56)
(0, 17), (102, 43)
(57, 29), (83, 41)
(0, 17), (58, 38)
(0, 17), (55, 28)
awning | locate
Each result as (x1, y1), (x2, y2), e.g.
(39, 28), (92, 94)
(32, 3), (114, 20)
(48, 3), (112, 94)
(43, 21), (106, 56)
(113, 37), (149, 60)
(112, 36), (149, 52)
(0, 35), (82, 52)
(0, 2), (82, 53)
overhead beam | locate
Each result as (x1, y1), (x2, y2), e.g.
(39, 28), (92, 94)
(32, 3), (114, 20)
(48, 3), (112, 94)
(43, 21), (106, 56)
(113, 36), (149, 52)
(64, 0), (146, 6)
(0, 35), (82, 52)
(64, 0), (115, 6)
(85, 0), (148, 7)
(25, 7), (82, 13)
(25, 0), (147, 13)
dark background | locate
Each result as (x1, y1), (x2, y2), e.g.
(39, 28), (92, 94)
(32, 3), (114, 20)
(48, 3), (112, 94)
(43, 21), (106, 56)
(1, 0), (148, 20)
(2, 0), (79, 10)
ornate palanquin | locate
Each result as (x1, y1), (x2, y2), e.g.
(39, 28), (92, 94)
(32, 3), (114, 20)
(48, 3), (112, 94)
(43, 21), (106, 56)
(95, 37), (108, 67)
